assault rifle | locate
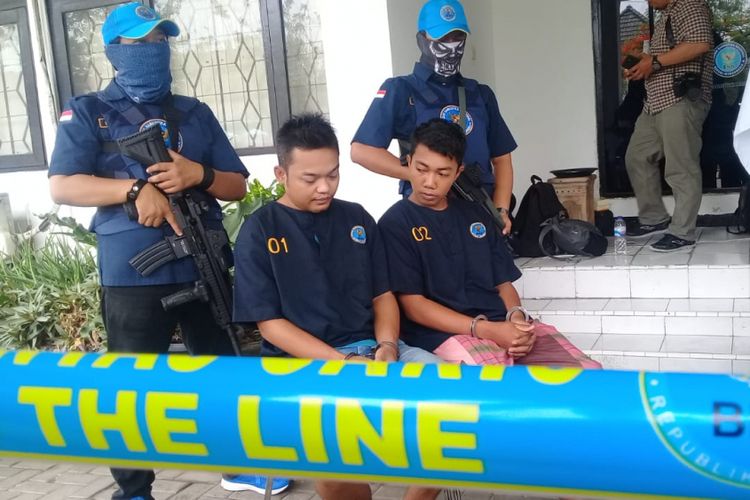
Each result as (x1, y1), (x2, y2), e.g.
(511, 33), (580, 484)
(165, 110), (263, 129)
(452, 162), (505, 233)
(118, 126), (242, 355)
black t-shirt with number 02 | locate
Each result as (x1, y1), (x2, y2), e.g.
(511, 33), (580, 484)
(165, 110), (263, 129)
(378, 198), (522, 351)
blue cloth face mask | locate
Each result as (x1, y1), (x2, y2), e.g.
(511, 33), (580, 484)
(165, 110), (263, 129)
(105, 42), (172, 103)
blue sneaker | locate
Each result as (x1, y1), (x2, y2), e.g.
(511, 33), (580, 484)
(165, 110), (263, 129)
(220, 475), (290, 495)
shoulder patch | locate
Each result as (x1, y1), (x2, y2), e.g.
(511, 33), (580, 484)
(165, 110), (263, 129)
(59, 110), (73, 123)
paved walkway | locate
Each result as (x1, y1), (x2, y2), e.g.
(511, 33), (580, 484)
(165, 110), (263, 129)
(0, 459), (552, 500)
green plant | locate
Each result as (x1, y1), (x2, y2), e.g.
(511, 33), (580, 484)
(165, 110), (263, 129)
(223, 178), (284, 244)
(44, 213), (97, 247)
(0, 238), (104, 351)
(0, 176), (277, 351)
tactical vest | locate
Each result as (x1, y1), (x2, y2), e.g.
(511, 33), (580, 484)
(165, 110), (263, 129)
(76, 92), (222, 236)
(398, 74), (494, 195)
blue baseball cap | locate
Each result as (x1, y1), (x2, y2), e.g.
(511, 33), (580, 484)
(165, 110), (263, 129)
(418, 0), (470, 39)
(102, 2), (180, 45)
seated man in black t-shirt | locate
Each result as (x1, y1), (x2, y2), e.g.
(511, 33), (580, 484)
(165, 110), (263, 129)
(233, 113), (440, 500)
(379, 119), (601, 370)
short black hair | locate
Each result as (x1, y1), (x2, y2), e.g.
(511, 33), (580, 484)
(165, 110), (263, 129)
(410, 118), (466, 166)
(275, 113), (339, 168)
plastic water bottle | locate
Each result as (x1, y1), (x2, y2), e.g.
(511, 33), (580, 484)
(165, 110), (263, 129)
(614, 217), (627, 255)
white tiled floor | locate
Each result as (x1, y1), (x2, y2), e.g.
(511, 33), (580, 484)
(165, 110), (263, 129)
(733, 336), (750, 355)
(593, 334), (664, 352)
(630, 268), (689, 298)
(602, 298), (670, 313)
(517, 227), (750, 299)
(540, 299), (609, 312)
(659, 357), (733, 374)
(665, 316), (733, 336)
(667, 298), (735, 312)
(515, 228), (750, 373)
(661, 335), (732, 354)
(574, 269), (631, 297)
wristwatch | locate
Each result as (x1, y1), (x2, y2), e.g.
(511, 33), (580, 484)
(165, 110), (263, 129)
(652, 55), (662, 72)
(126, 179), (148, 202)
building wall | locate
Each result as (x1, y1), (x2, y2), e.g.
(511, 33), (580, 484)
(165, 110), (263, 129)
(0, 0), (400, 232)
(385, 0), (598, 201)
(0, 0), (737, 234)
(489, 0), (599, 198)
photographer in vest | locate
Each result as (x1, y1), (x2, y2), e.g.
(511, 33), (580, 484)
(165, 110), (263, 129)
(624, 0), (713, 252)
(46, 3), (272, 498)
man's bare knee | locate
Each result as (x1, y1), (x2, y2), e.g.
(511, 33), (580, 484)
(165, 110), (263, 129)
(315, 480), (372, 500)
(403, 486), (441, 500)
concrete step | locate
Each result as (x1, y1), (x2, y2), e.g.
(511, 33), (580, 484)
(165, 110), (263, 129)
(562, 332), (748, 374)
(523, 298), (750, 374)
(514, 227), (750, 299)
(525, 298), (750, 337)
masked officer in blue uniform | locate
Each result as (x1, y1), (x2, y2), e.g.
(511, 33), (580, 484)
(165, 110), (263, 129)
(47, 3), (290, 498)
(351, 0), (517, 233)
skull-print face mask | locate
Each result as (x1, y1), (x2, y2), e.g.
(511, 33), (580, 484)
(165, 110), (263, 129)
(417, 31), (466, 77)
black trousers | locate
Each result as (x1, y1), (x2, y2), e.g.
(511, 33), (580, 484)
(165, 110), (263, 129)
(102, 284), (233, 500)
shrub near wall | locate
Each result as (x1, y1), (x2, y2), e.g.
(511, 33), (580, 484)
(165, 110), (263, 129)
(0, 237), (104, 351)
(0, 180), (282, 352)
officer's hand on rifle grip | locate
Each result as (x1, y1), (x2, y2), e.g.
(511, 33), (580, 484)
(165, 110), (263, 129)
(135, 183), (183, 235)
(499, 210), (512, 235)
(146, 149), (203, 194)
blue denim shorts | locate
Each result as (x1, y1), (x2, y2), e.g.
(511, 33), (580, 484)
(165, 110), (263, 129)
(336, 339), (441, 364)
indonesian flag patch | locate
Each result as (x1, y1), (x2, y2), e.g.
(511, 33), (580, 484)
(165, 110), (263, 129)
(375, 89), (387, 99)
(59, 110), (73, 122)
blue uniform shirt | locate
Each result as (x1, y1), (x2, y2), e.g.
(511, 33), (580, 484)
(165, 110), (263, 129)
(353, 62), (517, 193)
(233, 199), (390, 356)
(49, 81), (248, 286)
(379, 198), (522, 351)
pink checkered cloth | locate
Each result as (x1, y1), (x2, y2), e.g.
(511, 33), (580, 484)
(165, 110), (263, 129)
(433, 321), (601, 368)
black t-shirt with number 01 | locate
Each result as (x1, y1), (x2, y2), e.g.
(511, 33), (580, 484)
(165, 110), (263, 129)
(233, 199), (389, 356)
(378, 198), (522, 352)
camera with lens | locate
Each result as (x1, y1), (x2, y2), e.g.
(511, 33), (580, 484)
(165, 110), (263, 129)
(673, 72), (702, 101)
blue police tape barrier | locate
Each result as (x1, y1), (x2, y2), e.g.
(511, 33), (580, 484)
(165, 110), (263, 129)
(0, 349), (748, 499)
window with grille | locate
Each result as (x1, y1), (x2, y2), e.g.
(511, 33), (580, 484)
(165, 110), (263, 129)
(0, 0), (45, 171)
(49, 0), (329, 155)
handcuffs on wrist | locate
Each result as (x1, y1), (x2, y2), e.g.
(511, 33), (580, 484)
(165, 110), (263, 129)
(470, 306), (533, 338)
(372, 340), (399, 358)
(469, 306), (534, 338)
(344, 341), (399, 361)
(470, 314), (488, 338)
(506, 305), (532, 323)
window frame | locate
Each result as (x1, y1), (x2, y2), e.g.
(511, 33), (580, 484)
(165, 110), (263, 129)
(48, 0), (133, 111)
(48, 0), (300, 157)
(592, 0), (631, 198)
(0, 0), (46, 172)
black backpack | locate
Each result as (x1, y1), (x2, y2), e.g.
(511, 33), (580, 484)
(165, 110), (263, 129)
(509, 175), (567, 257)
(539, 216), (608, 258)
